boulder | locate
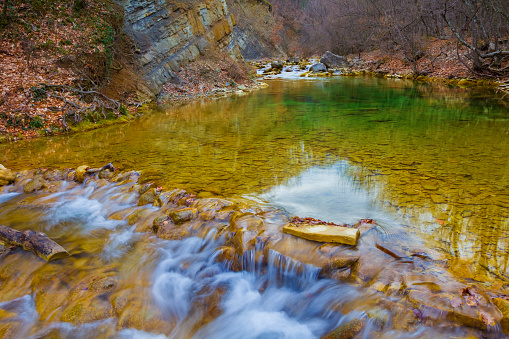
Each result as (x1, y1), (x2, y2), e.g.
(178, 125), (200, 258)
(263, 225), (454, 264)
(309, 63), (327, 73)
(0, 167), (16, 186)
(152, 215), (170, 233)
(98, 169), (113, 179)
(320, 51), (350, 68)
(271, 61), (284, 70)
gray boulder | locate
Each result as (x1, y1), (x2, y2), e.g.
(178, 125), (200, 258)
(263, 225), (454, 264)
(309, 63), (327, 73)
(320, 51), (350, 68)
(271, 61), (284, 70)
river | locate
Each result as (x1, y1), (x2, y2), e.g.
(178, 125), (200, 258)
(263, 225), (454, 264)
(0, 77), (508, 337)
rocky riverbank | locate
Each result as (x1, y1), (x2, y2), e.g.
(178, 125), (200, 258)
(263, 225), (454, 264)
(251, 48), (507, 94)
(0, 163), (509, 337)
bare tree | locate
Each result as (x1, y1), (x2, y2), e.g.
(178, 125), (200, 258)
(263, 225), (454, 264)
(442, 0), (509, 76)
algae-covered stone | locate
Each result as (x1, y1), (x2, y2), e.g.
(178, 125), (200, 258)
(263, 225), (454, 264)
(138, 188), (158, 206)
(0, 166), (16, 186)
(98, 169), (113, 179)
(152, 215), (170, 233)
(23, 175), (48, 193)
(128, 209), (152, 225)
(168, 208), (197, 224)
(75, 165), (89, 183)
(138, 169), (164, 186)
(321, 318), (366, 339)
(493, 298), (509, 332)
(407, 290), (502, 329)
(194, 198), (233, 212)
(117, 298), (175, 333)
(157, 221), (188, 240)
(61, 294), (114, 324)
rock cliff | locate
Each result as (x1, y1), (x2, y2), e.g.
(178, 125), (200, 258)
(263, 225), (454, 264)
(118, 0), (244, 96)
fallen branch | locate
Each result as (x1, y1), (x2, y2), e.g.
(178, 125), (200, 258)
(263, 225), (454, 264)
(86, 162), (116, 174)
(0, 225), (69, 261)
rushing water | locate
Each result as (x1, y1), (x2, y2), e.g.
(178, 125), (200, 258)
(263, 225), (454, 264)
(0, 77), (508, 337)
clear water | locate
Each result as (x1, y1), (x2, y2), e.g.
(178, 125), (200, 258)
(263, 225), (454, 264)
(0, 77), (508, 337)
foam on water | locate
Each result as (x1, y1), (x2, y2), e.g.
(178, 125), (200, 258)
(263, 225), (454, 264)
(42, 182), (130, 231)
(150, 231), (364, 339)
(0, 192), (20, 204)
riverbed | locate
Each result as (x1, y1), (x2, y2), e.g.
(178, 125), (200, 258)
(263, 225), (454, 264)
(0, 77), (508, 338)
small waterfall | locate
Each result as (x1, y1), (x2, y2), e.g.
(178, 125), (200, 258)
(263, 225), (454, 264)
(266, 249), (320, 290)
(149, 230), (364, 339)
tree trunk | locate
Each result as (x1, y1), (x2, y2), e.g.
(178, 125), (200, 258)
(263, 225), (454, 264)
(0, 225), (69, 261)
(2, 0), (7, 18)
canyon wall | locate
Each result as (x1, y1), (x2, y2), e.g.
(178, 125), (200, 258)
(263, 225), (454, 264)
(118, 0), (243, 96)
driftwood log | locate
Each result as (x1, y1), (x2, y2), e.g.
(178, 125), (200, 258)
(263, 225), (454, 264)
(0, 225), (69, 261)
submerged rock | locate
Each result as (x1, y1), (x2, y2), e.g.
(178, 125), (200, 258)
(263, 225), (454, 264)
(127, 209), (152, 225)
(493, 298), (509, 332)
(407, 289), (502, 330)
(157, 220), (189, 240)
(61, 294), (114, 324)
(194, 198), (233, 211)
(138, 169), (164, 187)
(321, 318), (366, 339)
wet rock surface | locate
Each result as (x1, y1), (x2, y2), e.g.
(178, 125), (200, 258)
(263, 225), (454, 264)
(0, 167), (506, 338)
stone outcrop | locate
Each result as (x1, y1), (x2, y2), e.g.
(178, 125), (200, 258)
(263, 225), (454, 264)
(119, 0), (244, 96)
(320, 51), (350, 69)
(226, 0), (286, 60)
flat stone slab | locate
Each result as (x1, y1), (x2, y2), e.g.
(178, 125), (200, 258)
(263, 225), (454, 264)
(283, 223), (360, 246)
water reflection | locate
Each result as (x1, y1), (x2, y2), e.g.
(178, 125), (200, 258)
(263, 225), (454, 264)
(259, 161), (385, 225)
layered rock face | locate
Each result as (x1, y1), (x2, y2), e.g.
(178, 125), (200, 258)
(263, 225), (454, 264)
(119, 0), (243, 95)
